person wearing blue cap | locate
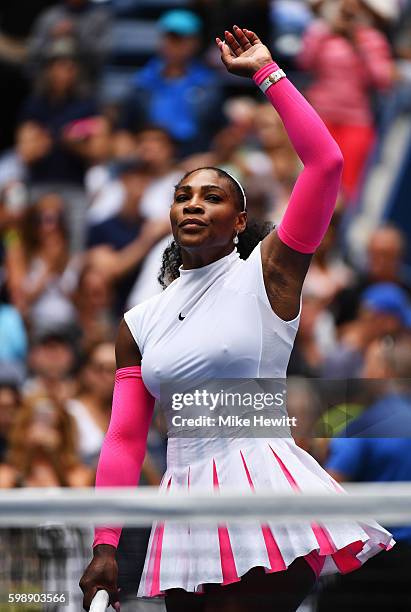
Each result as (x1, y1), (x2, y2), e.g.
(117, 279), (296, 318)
(158, 9), (202, 37)
(333, 224), (411, 328)
(319, 335), (411, 611)
(323, 282), (411, 379)
(120, 10), (223, 156)
(361, 282), (411, 329)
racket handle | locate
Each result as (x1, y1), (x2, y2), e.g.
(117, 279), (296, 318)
(90, 589), (109, 611)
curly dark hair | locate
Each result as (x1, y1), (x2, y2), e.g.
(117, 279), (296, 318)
(158, 167), (274, 289)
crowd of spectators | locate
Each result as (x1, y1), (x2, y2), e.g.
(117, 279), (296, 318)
(1, 0), (411, 609)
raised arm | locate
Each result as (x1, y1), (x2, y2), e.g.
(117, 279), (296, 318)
(80, 320), (155, 611)
(217, 27), (344, 321)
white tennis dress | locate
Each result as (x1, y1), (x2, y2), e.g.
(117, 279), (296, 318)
(124, 242), (394, 598)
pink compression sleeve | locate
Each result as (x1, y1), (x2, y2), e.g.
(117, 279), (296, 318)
(253, 62), (344, 254)
(92, 366), (155, 549)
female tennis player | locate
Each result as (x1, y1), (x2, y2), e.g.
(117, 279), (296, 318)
(80, 27), (394, 612)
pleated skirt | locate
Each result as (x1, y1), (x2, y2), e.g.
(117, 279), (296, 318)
(137, 437), (395, 597)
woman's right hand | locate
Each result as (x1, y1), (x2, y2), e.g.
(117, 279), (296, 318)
(79, 545), (121, 611)
(216, 26), (273, 79)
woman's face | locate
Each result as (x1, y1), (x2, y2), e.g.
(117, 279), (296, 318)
(84, 343), (116, 400)
(47, 58), (79, 95)
(255, 105), (288, 150)
(86, 118), (113, 163)
(26, 401), (62, 453)
(136, 129), (175, 168)
(36, 193), (65, 237)
(170, 169), (246, 252)
(79, 269), (110, 310)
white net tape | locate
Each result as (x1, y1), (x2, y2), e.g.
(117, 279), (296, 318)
(1, 482), (411, 526)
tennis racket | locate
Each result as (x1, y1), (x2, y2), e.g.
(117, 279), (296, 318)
(90, 589), (109, 611)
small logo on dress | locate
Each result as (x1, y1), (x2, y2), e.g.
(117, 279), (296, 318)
(178, 313), (185, 321)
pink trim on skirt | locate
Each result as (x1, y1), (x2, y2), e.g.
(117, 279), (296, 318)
(269, 444), (364, 574)
(146, 476), (172, 596)
(213, 459), (240, 585)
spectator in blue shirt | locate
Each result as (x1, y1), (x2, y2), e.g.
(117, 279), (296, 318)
(0, 280), (28, 384)
(120, 10), (223, 156)
(318, 335), (411, 611)
(323, 282), (411, 378)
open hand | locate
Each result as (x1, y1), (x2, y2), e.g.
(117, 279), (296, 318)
(216, 26), (273, 79)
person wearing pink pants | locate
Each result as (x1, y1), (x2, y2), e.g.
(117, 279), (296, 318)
(300, 0), (395, 201)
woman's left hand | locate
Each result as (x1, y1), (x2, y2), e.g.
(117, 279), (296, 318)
(216, 26), (273, 79)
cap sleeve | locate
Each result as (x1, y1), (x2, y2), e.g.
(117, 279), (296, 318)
(123, 304), (145, 353)
(124, 293), (161, 354)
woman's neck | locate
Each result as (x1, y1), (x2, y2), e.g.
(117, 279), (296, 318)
(180, 244), (235, 270)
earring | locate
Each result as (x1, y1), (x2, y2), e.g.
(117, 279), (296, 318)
(233, 233), (239, 245)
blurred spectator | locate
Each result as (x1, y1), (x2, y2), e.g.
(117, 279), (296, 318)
(6, 193), (81, 334)
(323, 282), (411, 378)
(0, 383), (22, 463)
(299, 0), (396, 200)
(0, 121), (53, 202)
(28, 0), (111, 81)
(394, 0), (411, 60)
(19, 38), (99, 250)
(20, 37), (97, 185)
(319, 335), (411, 611)
(0, 1), (58, 151)
(0, 281), (28, 380)
(244, 103), (299, 219)
(135, 126), (183, 221)
(270, 0), (314, 61)
(182, 124), (250, 181)
(289, 291), (338, 376)
(333, 224), (411, 326)
(66, 341), (115, 467)
(87, 126), (181, 225)
(24, 330), (77, 405)
(72, 265), (115, 352)
(0, 385), (93, 610)
(223, 96), (258, 138)
(120, 9), (223, 156)
(0, 126), (52, 284)
(0, 396), (93, 487)
(180, 98), (264, 192)
(126, 233), (172, 309)
(64, 115), (113, 171)
(290, 216), (351, 377)
(182, 99), (299, 218)
(0, 2), (57, 64)
(67, 116), (138, 230)
(86, 159), (169, 315)
(286, 377), (323, 455)
(303, 212), (353, 307)
(65, 115), (114, 208)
